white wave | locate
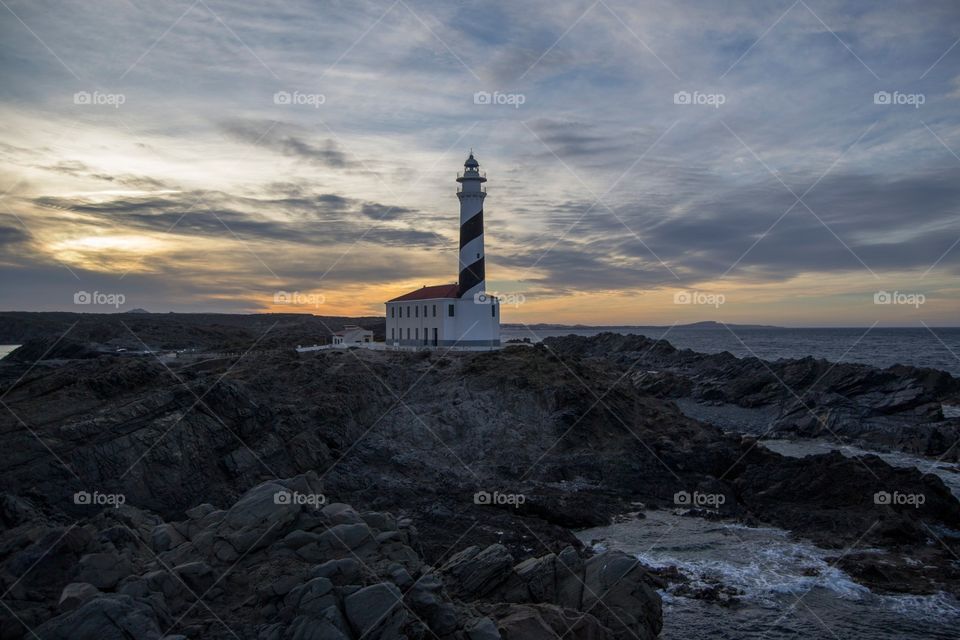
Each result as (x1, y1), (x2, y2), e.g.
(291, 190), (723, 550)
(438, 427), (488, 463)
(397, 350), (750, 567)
(633, 539), (870, 606)
(882, 591), (960, 618)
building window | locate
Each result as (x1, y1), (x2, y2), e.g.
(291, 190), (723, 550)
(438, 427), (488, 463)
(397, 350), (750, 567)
(415, 305), (418, 318)
(432, 304), (436, 317)
(399, 306), (402, 318)
(407, 305), (410, 317)
(423, 305), (427, 317)
(406, 328), (410, 340)
(492, 304), (496, 317)
(432, 327), (438, 346)
(391, 328), (395, 340)
(390, 306), (395, 318)
(448, 304), (455, 317)
(415, 327), (418, 340)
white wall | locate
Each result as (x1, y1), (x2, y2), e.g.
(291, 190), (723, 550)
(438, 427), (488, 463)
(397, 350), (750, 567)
(385, 297), (499, 348)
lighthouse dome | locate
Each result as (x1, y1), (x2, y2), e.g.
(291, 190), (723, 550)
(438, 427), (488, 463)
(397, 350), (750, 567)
(464, 153), (479, 168)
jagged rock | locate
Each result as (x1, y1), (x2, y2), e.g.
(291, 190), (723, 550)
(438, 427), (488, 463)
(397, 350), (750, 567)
(35, 594), (162, 639)
(513, 553), (558, 602)
(578, 552), (661, 640)
(441, 544), (514, 598)
(58, 582), (100, 611)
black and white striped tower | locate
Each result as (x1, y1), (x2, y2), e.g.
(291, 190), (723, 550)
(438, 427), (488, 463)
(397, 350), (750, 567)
(456, 152), (487, 300)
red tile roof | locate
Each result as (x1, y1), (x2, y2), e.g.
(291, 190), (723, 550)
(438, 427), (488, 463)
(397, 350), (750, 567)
(388, 284), (459, 302)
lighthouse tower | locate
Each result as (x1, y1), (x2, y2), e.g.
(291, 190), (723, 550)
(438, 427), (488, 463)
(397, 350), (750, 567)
(383, 151), (500, 350)
(456, 152), (487, 300)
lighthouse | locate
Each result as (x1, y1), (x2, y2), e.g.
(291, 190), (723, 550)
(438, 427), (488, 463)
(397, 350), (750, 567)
(457, 152), (487, 300)
(384, 152), (501, 350)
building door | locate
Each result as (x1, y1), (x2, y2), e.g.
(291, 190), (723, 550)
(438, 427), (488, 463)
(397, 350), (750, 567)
(432, 327), (438, 346)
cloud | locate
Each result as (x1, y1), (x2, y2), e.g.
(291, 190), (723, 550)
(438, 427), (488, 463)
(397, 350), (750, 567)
(2, 0), (960, 320)
(220, 120), (353, 168)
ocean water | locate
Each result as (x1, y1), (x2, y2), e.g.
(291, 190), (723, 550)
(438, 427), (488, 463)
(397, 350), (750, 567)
(501, 327), (960, 377)
(579, 509), (960, 639)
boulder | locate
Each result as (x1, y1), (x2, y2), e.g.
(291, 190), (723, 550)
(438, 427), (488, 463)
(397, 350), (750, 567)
(577, 552), (661, 640)
(151, 523), (185, 552)
(344, 582), (406, 639)
(75, 551), (133, 589)
(173, 561), (215, 594)
(311, 558), (361, 585)
(218, 480), (301, 553)
(465, 617), (502, 640)
(491, 603), (607, 640)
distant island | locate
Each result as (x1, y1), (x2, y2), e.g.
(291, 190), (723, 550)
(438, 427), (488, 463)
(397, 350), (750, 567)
(503, 320), (784, 331)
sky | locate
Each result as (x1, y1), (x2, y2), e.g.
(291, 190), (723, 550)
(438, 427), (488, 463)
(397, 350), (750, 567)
(1, 0), (959, 326)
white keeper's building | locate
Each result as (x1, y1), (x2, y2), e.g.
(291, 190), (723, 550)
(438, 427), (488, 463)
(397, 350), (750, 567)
(385, 152), (500, 350)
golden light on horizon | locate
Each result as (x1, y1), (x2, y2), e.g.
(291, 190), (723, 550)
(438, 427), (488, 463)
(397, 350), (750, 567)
(50, 234), (173, 271)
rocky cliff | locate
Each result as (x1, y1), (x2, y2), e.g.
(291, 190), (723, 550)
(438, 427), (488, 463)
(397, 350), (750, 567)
(1, 339), (959, 638)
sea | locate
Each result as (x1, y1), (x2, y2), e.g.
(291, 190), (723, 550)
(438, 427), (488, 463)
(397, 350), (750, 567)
(577, 433), (960, 639)
(501, 326), (960, 377)
(534, 325), (960, 638)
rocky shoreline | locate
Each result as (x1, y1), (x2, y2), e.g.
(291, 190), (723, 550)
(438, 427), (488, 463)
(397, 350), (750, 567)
(1, 334), (959, 638)
(544, 332), (960, 460)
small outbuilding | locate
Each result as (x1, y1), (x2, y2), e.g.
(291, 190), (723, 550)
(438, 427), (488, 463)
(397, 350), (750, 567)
(332, 325), (373, 347)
